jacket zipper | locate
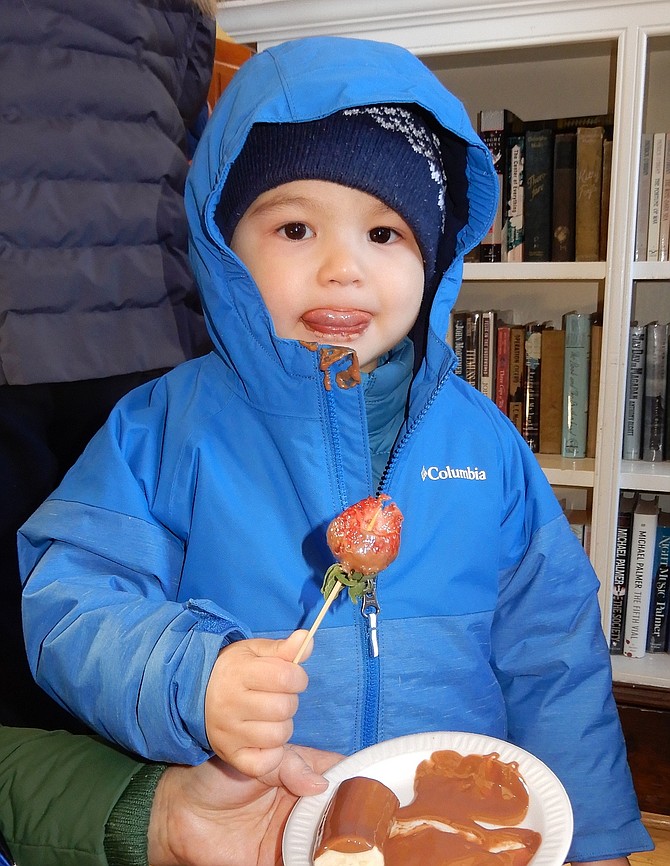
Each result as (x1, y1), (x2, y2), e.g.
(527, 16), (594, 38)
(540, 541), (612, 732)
(360, 579), (381, 748)
(358, 367), (454, 748)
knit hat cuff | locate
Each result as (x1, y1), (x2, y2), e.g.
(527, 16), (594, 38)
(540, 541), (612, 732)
(216, 105), (448, 283)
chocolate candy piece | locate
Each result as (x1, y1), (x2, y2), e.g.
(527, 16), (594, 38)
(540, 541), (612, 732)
(313, 776), (399, 865)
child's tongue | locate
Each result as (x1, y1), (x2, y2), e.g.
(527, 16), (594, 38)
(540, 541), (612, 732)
(302, 308), (371, 337)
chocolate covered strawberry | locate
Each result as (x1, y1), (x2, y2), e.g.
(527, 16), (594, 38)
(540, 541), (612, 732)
(327, 494), (403, 577)
(293, 495), (404, 663)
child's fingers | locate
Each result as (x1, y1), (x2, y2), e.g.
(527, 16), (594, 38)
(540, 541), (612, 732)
(252, 629), (313, 664)
(236, 689), (299, 723)
(280, 629), (314, 663)
(224, 743), (287, 781)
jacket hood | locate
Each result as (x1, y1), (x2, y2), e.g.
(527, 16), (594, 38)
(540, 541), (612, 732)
(185, 36), (498, 388)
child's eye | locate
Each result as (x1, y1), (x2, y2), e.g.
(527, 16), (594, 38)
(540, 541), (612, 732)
(278, 222), (313, 240)
(369, 226), (399, 244)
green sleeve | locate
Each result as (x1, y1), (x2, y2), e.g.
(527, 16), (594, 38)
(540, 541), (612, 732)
(104, 763), (167, 866)
(0, 726), (160, 866)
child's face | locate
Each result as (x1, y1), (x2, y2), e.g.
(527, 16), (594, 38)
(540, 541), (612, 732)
(230, 179), (425, 372)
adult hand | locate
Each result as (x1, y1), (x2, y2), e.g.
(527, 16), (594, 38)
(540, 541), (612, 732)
(148, 743), (342, 866)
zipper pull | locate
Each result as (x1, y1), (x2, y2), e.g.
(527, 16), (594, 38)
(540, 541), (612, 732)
(360, 579), (380, 658)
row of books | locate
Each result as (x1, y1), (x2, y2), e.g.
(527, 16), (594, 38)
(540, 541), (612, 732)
(448, 309), (601, 458)
(634, 131), (670, 262)
(622, 321), (670, 462)
(471, 108), (613, 264)
(609, 493), (670, 658)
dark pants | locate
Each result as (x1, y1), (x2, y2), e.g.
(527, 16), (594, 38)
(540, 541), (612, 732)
(0, 370), (165, 730)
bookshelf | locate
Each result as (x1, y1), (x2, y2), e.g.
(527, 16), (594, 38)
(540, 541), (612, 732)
(218, 0), (670, 696)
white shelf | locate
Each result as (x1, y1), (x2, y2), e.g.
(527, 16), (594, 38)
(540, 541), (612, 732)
(463, 262), (606, 282)
(631, 261), (670, 280)
(620, 460), (670, 493)
(538, 454), (595, 487)
(611, 652), (670, 689)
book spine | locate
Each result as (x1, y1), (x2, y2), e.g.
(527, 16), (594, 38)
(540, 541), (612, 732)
(623, 497), (659, 658)
(646, 132), (667, 261)
(479, 110), (505, 262)
(622, 323), (646, 460)
(464, 311), (481, 388)
(522, 323), (543, 452)
(523, 129), (553, 262)
(452, 311), (468, 378)
(586, 320), (603, 459)
(610, 495), (636, 654)
(646, 516), (670, 653)
(539, 328), (565, 454)
(561, 312), (591, 458)
(551, 132), (576, 261)
(495, 323), (511, 414)
(635, 134), (653, 262)
(641, 321), (669, 462)
(478, 310), (497, 400)
(659, 132), (670, 262)
(525, 112), (614, 133)
(575, 126), (604, 262)
(505, 135), (525, 262)
(508, 325), (526, 434)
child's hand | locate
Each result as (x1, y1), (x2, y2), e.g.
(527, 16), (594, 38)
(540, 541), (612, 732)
(204, 630), (313, 782)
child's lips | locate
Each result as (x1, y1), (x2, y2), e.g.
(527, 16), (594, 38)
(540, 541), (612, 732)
(301, 308), (372, 338)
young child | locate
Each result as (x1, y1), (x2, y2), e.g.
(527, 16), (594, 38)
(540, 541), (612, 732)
(19, 35), (652, 862)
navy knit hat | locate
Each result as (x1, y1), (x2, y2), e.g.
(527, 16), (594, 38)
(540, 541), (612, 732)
(216, 105), (449, 285)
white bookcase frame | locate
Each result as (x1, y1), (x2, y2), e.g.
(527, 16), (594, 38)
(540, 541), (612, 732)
(218, 0), (670, 688)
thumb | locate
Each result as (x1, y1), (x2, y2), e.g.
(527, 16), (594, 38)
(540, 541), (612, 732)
(259, 744), (329, 797)
(275, 629), (314, 664)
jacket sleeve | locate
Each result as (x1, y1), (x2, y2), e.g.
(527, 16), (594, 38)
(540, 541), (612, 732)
(490, 429), (653, 861)
(0, 726), (155, 866)
(19, 381), (251, 765)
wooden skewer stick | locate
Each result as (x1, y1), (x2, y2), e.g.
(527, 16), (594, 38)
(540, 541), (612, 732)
(293, 581), (344, 664)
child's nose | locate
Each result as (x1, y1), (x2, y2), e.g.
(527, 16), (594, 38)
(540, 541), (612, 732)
(317, 241), (364, 287)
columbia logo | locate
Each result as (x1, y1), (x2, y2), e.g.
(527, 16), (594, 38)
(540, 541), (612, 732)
(421, 465), (487, 481)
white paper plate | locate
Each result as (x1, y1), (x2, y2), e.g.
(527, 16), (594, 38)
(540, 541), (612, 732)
(283, 731), (573, 866)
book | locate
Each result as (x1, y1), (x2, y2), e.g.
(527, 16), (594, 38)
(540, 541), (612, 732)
(621, 322), (647, 460)
(523, 128), (553, 262)
(646, 511), (670, 653)
(464, 310), (481, 388)
(495, 322), (511, 415)
(561, 311), (591, 458)
(505, 134), (525, 262)
(478, 310), (497, 400)
(634, 133), (653, 262)
(599, 136), (613, 260)
(538, 327), (565, 454)
(586, 319), (603, 459)
(551, 132), (576, 261)
(522, 322), (543, 452)
(623, 496), (659, 658)
(565, 507), (591, 554)
(477, 109), (525, 262)
(524, 112), (614, 134)
(575, 126), (604, 261)
(641, 320), (668, 462)
(659, 132), (670, 262)
(451, 310), (468, 378)
(610, 493), (637, 655)
(646, 131), (667, 261)
(508, 325), (526, 434)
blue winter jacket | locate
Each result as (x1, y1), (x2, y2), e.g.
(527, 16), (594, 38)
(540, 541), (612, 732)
(19, 36), (652, 861)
